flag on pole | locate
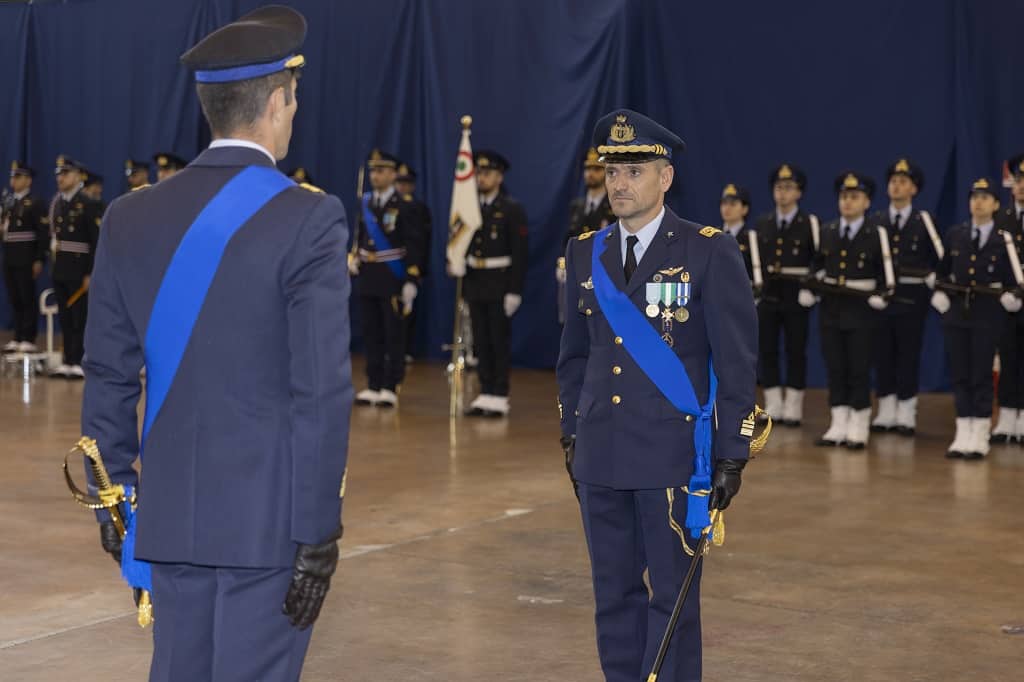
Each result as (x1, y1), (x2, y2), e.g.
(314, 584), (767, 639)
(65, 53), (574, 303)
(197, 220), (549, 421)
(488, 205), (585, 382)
(446, 117), (482, 277)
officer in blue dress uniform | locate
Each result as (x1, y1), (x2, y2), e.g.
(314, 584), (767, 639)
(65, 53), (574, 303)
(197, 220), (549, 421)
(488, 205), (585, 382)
(80, 8), (352, 680)
(992, 154), (1024, 443)
(348, 149), (426, 407)
(813, 172), (895, 450)
(125, 159), (151, 192)
(719, 184), (762, 294)
(50, 155), (103, 379)
(755, 164), (820, 427)
(931, 178), (1023, 459)
(396, 162), (432, 362)
(2, 161), (49, 353)
(558, 109), (757, 682)
(869, 159), (943, 435)
(152, 152), (187, 182)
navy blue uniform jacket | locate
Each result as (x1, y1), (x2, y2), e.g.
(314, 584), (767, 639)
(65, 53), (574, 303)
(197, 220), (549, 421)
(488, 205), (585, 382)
(81, 146), (353, 568)
(557, 208), (758, 490)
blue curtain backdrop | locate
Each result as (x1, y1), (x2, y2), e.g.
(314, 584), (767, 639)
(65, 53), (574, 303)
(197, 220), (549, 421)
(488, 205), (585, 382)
(2, 0), (1023, 391)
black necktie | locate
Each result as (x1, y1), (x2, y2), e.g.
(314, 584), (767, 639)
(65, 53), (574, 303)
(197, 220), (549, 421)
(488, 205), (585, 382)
(892, 214), (901, 231)
(972, 228), (980, 251)
(624, 235), (639, 282)
(778, 219), (788, 232)
(842, 224), (851, 243)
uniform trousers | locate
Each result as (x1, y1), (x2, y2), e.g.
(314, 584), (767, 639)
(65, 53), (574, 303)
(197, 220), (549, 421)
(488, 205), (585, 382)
(874, 304), (928, 399)
(945, 322), (999, 417)
(360, 294), (406, 391)
(468, 300), (510, 396)
(757, 303), (809, 388)
(578, 483), (703, 682)
(149, 563), (313, 682)
(53, 279), (87, 365)
(821, 323), (874, 409)
(996, 314), (1024, 409)
(3, 264), (37, 342)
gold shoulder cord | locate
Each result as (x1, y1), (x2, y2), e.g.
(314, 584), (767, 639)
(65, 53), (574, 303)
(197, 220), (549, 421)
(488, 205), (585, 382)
(667, 405), (771, 556)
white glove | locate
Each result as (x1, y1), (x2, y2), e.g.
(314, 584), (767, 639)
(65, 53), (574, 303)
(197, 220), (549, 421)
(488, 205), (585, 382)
(347, 253), (360, 276)
(555, 265), (567, 284)
(504, 293), (522, 317)
(867, 294), (888, 311)
(925, 272), (936, 290)
(1000, 291), (1023, 313)
(814, 269), (826, 282)
(931, 290), (950, 314)
(797, 289), (817, 308)
(401, 282), (418, 315)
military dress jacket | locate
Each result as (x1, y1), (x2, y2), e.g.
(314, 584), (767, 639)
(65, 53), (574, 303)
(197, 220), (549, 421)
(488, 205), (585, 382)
(557, 208), (757, 490)
(81, 146), (353, 567)
(1, 191), (49, 267)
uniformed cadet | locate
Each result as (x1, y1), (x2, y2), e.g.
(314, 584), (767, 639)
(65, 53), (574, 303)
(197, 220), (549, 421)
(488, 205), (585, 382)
(81, 8), (351, 680)
(814, 172), (895, 449)
(755, 164), (820, 427)
(931, 178), (1023, 459)
(557, 109), (756, 681)
(992, 153), (1024, 443)
(395, 162), (432, 362)
(869, 158), (943, 435)
(153, 152), (187, 181)
(2, 161), (49, 353)
(82, 170), (105, 203)
(286, 166), (314, 185)
(50, 156), (103, 379)
(461, 149), (528, 417)
(124, 159), (151, 192)
(348, 149), (426, 407)
(719, 183), (763, 294)
(557, 148), (615, 301)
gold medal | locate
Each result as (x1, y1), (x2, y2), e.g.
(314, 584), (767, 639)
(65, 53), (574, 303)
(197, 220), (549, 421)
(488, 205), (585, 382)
(674, 307), (689, 323)
(661, 332), (674, 347)
(645, 304), (660, 318)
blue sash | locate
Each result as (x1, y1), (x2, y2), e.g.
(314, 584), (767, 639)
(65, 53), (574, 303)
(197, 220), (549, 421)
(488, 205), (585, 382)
(121, 166), (294, 592)
(361, 193), (406, 279)
(591, 226), (718, 538)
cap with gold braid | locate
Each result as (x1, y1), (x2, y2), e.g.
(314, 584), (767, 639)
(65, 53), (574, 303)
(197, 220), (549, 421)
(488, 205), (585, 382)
(833, 171), (875, 199)
(720, 183), (750, 206)
(1007, 153), (1024, 180)
(10, 160), (34, 178)
(366, 149), (399, 170)
(769, 163), (807, 190)
(968, 176), (998, 199)
(886, 157), (924, 190)
(583, 147), (603, 169)
(592, 109), (685, 163)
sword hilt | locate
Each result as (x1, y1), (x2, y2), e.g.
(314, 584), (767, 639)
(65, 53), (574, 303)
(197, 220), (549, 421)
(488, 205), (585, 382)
(63, 437), (128, 537)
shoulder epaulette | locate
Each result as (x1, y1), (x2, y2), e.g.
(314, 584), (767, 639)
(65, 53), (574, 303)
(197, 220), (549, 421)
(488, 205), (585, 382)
(130, 183), (151, 192)
(577, 230), (596, 241)
(402, 193), (413, 202)
(699, 226), (722, 238)
(299, 182), (324, 194)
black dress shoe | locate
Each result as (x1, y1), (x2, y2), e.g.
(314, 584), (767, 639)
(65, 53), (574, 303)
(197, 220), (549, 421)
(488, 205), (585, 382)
(894, 426), (915, 436)
(990, 433), (1010, 444)
(962, 451), (985, 460)
(844, 441), (866, 451)
(869, 424), (888, 433)
(815, 437), (843, 447)
(464, 407), (485, 417)
(945, 449), (964, 459)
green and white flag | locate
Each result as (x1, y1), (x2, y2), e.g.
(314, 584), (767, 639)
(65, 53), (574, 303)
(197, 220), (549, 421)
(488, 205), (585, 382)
(446, 123), (483, 277)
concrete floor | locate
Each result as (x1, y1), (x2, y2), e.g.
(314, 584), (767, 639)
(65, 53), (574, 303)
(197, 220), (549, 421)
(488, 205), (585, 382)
(1, 352), (1023, 681)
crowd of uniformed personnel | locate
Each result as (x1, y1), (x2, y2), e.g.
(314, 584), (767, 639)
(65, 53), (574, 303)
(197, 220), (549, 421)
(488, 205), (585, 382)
(3, 144), (1024, 455)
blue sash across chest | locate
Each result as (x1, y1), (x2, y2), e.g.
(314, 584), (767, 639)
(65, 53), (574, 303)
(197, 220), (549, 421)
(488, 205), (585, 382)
(361, 193), (406, 279)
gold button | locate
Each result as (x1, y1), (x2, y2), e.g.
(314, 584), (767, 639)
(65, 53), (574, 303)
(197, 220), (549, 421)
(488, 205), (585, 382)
(614, 336), (623, 345)
(840, 250), (847, 257)
(612, 366), (622, 375)
(776, 238), (783, 245)
(685, 415), (693, 422)
(612, 395), (622, 405)
(968, 268), (975, 275)
(775, 249), (783, 256)
(970, 254), (977, 261)
(585, 308), (593, 316)
(839, 262), (846, 270)
(970, 280), (977, 286)
(574, 409), (579, 417)
(892, 248), (899, 255)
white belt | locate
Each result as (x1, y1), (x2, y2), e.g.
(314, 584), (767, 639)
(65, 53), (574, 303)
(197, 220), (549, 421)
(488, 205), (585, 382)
(823, 277), (875, 291)
(897, 276), (926, 285)
(56, 240), (90, 254)
(3, 232), (36, 243)
(467, 255), (512, 269)
(358, 247), (405, 263)
(778, 266), (810, 276)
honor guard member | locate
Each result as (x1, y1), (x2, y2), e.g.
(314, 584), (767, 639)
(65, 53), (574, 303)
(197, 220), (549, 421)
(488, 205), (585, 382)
(756, 164), (820, 426)
(557, 110), (756, 682)
(395, 162), (432, 361)
(81, 7), (351, 680)
(287, 166), (314, 185)
(558, 148), (615, 293)
(51, 156), (103, 379)
(931, 178), (1023, 458)
(720, 183), (763, 295)
(992, 153), (1024, 443)
(153, 152), (187, 181)
(349, 149), (426, 407)
(2, 161), (49, 353)
(461, 150), (528, 416)
(814, 172), (895, 449)
(82, 170), (105, 203)
(124, 159), (151, 192)
(870, 158), (943, 435)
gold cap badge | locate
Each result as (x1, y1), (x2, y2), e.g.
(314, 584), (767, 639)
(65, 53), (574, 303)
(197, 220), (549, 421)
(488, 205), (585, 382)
(778, 164), (793, 179)
(894, 159), (910, 172)
(843, 174), (859, 189)
(609, 114), (636, 143)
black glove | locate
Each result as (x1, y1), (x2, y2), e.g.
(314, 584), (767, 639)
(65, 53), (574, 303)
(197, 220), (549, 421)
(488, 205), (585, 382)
(282, 527), (341, 630)
(560, 435), (579, 500)
(99, 521), (122, 565)
(708, 458), (746, 511)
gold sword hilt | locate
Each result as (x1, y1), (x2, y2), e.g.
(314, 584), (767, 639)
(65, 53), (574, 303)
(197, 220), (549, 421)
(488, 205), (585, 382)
(63, 437), (129, 538)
